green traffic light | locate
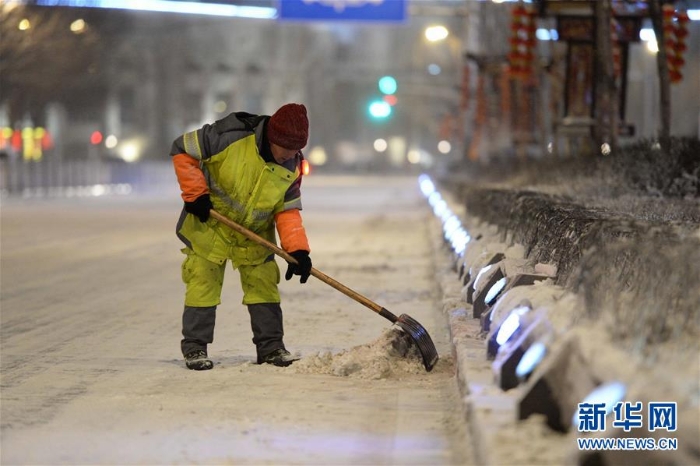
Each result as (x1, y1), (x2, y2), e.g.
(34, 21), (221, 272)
(368, 100), (392, 119)
(378, 76), (397, 95)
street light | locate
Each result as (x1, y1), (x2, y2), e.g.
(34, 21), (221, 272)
(70, 19), (86, 34)
(373, 138), (388, 152)
(425, 25), (449, 42)
(438, 140), (451, 154)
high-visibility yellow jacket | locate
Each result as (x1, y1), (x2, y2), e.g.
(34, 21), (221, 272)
(170, 111), (309, 266)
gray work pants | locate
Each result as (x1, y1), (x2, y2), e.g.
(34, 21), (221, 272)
(181, 303), (285, 359)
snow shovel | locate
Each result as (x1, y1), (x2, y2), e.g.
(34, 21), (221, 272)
(209, 209), (439, 372)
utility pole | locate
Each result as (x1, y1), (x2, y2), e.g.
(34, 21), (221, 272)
(594, 0), (619, 152)
(648, 0), (672, 147)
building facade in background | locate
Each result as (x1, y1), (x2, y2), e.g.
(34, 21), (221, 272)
(1, 1), (698, 194)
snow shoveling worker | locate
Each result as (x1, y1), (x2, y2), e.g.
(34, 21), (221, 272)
(170, 103), (313, 371)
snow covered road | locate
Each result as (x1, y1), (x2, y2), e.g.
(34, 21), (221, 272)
(1, 174), (473, 465)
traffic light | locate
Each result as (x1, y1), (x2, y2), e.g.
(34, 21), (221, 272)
(368, 75), (397, 121)
(378, 75), (397, 95)
(368, 100), (392, 119)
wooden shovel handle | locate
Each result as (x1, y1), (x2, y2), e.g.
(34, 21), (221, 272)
(209, 210), (393, 320)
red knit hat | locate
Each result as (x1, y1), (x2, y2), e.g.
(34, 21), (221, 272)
(268, 103), (309, 150)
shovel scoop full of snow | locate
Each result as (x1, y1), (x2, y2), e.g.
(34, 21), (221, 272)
(386, 311), (439, 372)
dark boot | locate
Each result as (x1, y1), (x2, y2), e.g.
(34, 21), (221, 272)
(247, 303), (289, 363)
(184, 349), (213, 371)
(181, 305), (216, 359)
(259, 348), (299, 367)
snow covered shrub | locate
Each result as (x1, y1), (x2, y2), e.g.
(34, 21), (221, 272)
(609, 137), (700, 199)
(575, 230), (700, 352)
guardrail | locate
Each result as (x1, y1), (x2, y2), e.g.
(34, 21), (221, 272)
(0, 157), (176, 198)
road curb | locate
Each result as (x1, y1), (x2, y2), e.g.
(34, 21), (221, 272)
(425, 176), (700, 466)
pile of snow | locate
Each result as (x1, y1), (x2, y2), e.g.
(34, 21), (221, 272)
(291, 328), (426, 379)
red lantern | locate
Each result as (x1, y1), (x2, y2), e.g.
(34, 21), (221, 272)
(507, 4), (537, 80)
(662, 6), (687, 84)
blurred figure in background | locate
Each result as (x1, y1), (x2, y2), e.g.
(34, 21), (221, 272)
(170, 103), (313, 370)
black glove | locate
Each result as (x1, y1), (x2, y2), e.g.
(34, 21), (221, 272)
(184, 194), (212, 223)
(285, 250), (312, 284)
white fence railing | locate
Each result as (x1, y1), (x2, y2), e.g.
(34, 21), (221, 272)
(0, 155), (176, 197)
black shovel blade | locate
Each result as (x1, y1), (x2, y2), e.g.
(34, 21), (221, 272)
(396, 314), (439, 372)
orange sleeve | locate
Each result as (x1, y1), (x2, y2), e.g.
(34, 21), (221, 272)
(173, 153), (209, 202)
(275, 209), (310, 253)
